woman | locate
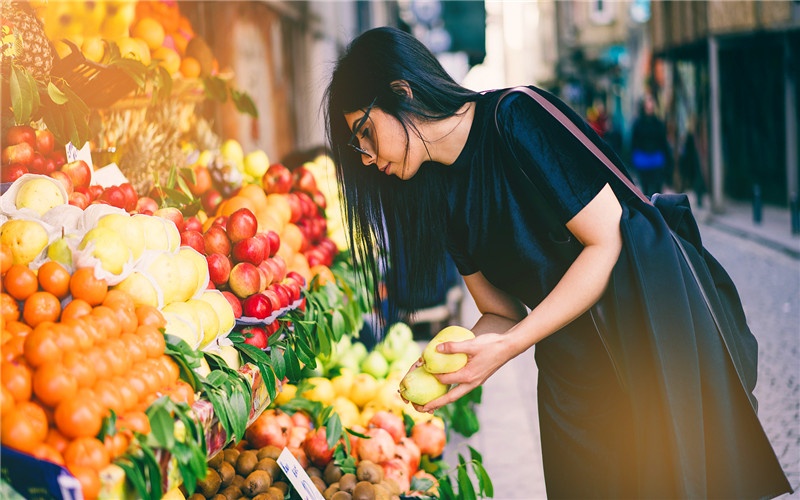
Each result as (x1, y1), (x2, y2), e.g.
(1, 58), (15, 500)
(324, 27), (791, 498)
(630, 94), (673, 196)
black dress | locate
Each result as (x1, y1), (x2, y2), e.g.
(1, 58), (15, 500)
(444, 86), (792, 499)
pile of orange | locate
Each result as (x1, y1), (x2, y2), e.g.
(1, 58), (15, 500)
(0, 257), (195, 499)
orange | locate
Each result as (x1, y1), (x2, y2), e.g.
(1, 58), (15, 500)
(1, 385), (14, 415)
(63, 350), (96, 389)
(281, 223), (305, 254)
(45, 427), (70, 454)
(90, 305), (122, 340)
(118, 410), (151, 435)
(179, 56), (201, 78)
(102, 290), (137, 334)
(69, 268), (108, 306)
(1, 359), (32, 402)
(61, 298), (93, 322)
(186, 164), (212, 196)
(0, 408), (42, 452)
(37, 261), (71, 299)
(0, 245), (12, 275)
(54, 393), (103, 439)
(310, 264), (336, 286)
(33, 362), (78, 408)
(64, 436), (110, 472)
(16, 400), (49, 439)
(1, 292), (20, 322)
(23, 323), (63, 367)
(238, 184), (269, 213)
(23, 291), (62, 327)
(134, 304), (166, 329)
(104, 432), (130, 459)
(167, 379), (195, 406)
(131, 17), (165, 50)
(93, 379), (123, 416)
(217, 196), (257, 217)
(3, 264), (38, 301)
(30, 442), (65, 465)
(111, 377), (137, 414)
(136, 324), (166, 358)
(152, 45), (180, 74)
(3, 320), (31, 337)
(1, 335), (24, 361)
(120, 332), (146, 364)
(67, 465), (101, 500)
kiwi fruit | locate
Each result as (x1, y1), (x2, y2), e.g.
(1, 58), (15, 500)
(230, 474), (245, 489)
(324, 461), (344, 484)
(331, 491), (353, 500)
(242, 470), (272, 496)
(222, 448), (240, 466)
(196, 468), (221, 498)
(186, 494), (205, 500)
(254, 457), (281, 481)
(235, 450), (258, 477)
(251, 494), (271, 500)
(257, 445), (282, 461)
(217, 461), (235, 488)
(207, 452), (224, 470)
(306, 466), (323, 479)
(356, 461), (383, 484)
(323, 483), (341, 499)
(381, 478), (401, 495)
(339, 473), (357, 493)
(272, 481), (289, 494)
(217, 485), (242, 500)
(373, 482), (392, 500)
(308, 475), (325, 493)
(210, 495), (226, 500)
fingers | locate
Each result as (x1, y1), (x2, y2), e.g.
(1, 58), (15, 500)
(436, 339), (474, 355)
(417, 382), (478, 413)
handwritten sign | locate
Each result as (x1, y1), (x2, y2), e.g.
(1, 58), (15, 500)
(65, 142), (93, 169)
(276, 447), (324, 500)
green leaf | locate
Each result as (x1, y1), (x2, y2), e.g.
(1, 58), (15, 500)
(403, 413), (416, 437)
(262, 365), (278, 403)
(10, 65), (34, 124)
(228, 389), (249, 442)
(146, 400), (176, 449)
(457, 462), (477, 500)
(203, 76), (228, 102)
(110, 58), (148, 88)
(325, 413), (342, 449)
(270, 345), (286, 380)
(47, 82), (68, 104)
(294, 335), (317, 368)
(474, 460), (494, 497)
(284, 347), (301, 381)
(116, 457), (152, 500)
(206, 370), (228, 388)
(230, 88), (259, 117)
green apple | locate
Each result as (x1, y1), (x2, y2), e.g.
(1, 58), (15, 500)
(78, 226), (130, 275)
(14, 177), (66, 215)
(360, 350), (390, 379)
(377, 322), (414, 362)
(399, 365), (449, 406)
(1, 219), (50, 266)
(422, 325), (475, 374)
(243, 150), (269, 178)
(96, 213), (145, 261)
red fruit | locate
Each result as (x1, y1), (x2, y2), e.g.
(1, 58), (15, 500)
(212, 216), (227, 230)
(118, 183), (138, 212)
(1, 164), (27, 182)
(206, 253), (232, 286)
(184, 216), (202, 232)
(253, 232), (272, 258)
(290, 411), (312, 430)
(286, 193), (303, 223)
(49, 151), (66, 169)
(28, 152), (50, 174)
(245, 410), (289, 448)
(203, 226), (231, 256)
(265, 231), (280, 257)
(357, 427), (396, 464)
(60, 160), (92, 189)
(220, 290), (242, 318)
(271, 255), (287, 282)
(242, 325), (268, 349)
(154, 207), (184, 233)
(232, 236), (266, 265)
(201, 189), (222, 214)
(411, 422), (446, 457)
(287, 425), (308, 449)
(261, 289), (281, 311)
(87, 184), (104, 201)
(2, 142), (34, 165)
(226, 208), (258, 243)
(311, 191), (327, 210)
(382, 458), (411, 493)
(292, 166), (318, 195)
(302, 427), (335, 468)
(5, 125), (36, 148)
(228, 262), (261, 299)
(242, 293), (272, 320)
(49, 170), (74, 195)
(268, 283), (291, 308)
(180, 230), (205, 254)
(135, 196), (158, 215)
(98, 186), (126, 209)
(34, 129), (55, 155)
(395, 437), (421, 475)
(295, 192), (317, 219)
(261, 163), (293, 194)
(285, 271), (307, 288)
(368, 411), (405, 444)
(68, 191), (90, 209)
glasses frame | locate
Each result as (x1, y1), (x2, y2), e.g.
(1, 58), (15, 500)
(347, 97), (378, 158)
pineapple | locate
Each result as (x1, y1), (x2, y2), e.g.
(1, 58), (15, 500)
(0, 0), (53, 80)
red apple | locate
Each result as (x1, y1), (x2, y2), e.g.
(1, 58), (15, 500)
(184, 216), (202, 232)
(49, 150), (66, 169)
(269, 283), (291, 308)
(305, 247), (327, 268)
(265, 230), (280, 257)
(118, 182), (138, 212)
(226, 208), (258, 243)
(283, 280), (301, 302)
(261, 163), (293, 194)
(180, 230), (205, 254)
(212, 215), (227, 230)
(285, 271), (306, 288)
(271, 255), (287, 282)
(28, 152), (49, 174)
(295, 192), (317, 219)
(5, 125), (36, 148)
(221, 290), (242, 318)
(135, 196), (158, 215)
(242, 325), (268, 349)
(34, 129), (55, 155)
(232, 236), (267, 265)
(286, 193), (303, 223)
(201, 189), (222, 214)
(98, 185), (126, 209)
(61, 160), (92, 189)
(154, 207), (185, 233)
(256, 267), (269, 292)
(253, 232), (272, 258)
(2, 142), (34, 165)
(87, 184), (104, 201)
(1, 164), (27, 183)
(185, 164), (211, 196)
(203, 226), (231, 256)
(311, 191), (327, 210)
(261, 288), (281, 311)
(206, 252), (231, 286)
(228, 262), (261, 298)
(68, 191), (90, 209)
(292, 166), (318, 195)
(49, 170), (74, 195)
(242, 293), (273, 320)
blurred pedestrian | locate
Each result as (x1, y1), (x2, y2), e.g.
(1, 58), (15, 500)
(630, 94), (672, 196)
(323, 26), (791, 499)
(678, 123), (707, 207)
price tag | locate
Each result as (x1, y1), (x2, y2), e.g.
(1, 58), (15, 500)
(65, 142), (93, 169)
(276, 447), (324, 500)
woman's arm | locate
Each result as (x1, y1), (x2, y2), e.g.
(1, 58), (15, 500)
(416, 183), (622, 411)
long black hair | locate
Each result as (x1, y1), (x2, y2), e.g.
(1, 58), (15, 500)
(323, 26), (479, 331)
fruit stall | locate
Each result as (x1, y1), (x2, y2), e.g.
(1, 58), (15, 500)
(0, 1), (493, 499)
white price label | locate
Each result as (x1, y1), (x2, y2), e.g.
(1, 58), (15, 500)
(65, 142), (93, 169)
(276, 447), (324, 500)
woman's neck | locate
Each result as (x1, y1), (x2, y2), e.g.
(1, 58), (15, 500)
(423, 102), (475, 165)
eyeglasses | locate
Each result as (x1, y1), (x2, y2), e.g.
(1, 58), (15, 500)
(347, 97), (377, 158)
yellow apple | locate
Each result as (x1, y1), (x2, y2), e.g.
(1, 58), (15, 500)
(112, 271), (162, 308)
(162, 311), (201, 350)
(243, 150), (269, 178)
(97, 213), (145, 261)
(196, 290), (235, 337)
(0, 219), (49, 265)
(399, 365), (449, 406)
(78, 226), (130, 275)
(349, 373), (379, 409)
(422, 325), (475, 374)
(187, 298), (221, 349)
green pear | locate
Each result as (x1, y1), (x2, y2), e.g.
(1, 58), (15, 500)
(46, 235), (77, 268)
(399, 365), (449, 406)
(361, 350), (390, 379)
(422, 325), (475, 374)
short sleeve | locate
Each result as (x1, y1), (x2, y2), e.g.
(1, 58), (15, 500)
(496, 89), (608, 224)
(446, 229), (478, 276)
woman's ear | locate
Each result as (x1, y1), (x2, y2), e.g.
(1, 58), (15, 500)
(390, 80), (413, 99)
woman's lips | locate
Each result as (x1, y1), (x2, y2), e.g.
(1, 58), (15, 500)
(380, 163), (390, 174)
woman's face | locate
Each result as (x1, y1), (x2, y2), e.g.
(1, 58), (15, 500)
(344, 107), (428, 180)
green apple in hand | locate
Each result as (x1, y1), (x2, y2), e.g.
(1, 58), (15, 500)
(399, 365), (449, 406)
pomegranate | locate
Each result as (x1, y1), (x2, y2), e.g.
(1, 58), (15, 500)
(395, 436), (421, 474)
(289, 446), (309, 469)
(411, 422), (446, 457)
(368, 410), (405, 444)
(382, 457), (411, 493)
(245, 412), (289, 449)
(357, 427), (396, 464)
(288, 425), (308, 449)
(302, 427), (335, 467)
(290, 410), (313, 430)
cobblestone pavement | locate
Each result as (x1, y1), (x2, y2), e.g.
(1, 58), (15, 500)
(444, 220), (800, 499)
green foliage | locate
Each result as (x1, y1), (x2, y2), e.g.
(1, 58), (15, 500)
(435, 386), (483, 438)
(425, 446), (494, 500)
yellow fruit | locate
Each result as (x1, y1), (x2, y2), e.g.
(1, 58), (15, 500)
(112, 272), (162, 308)
(96, 213), (145, 261)
(179, 56), (201, 78)
(301, 377), (336, 406)
(196, 290), (235, 336)
(422, 325), (475, 374)
(399, 365), (449, 406)
(131, 17), (165, 50)
(163, 311), (201, 349)
(116, 37), (150, 65)
(81, 36), (106, 63)
(187, 298), (221, 349)
(78, 227), (130, 275)
(15, 177), (66, 215)
(331, 368), (355, 398)
(332, 396), (361, 428)
(274, 383), (296, 406)
(151, 46), (180, 75)
(349, 373), (379, 409)
(0, 220), (49, 266)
